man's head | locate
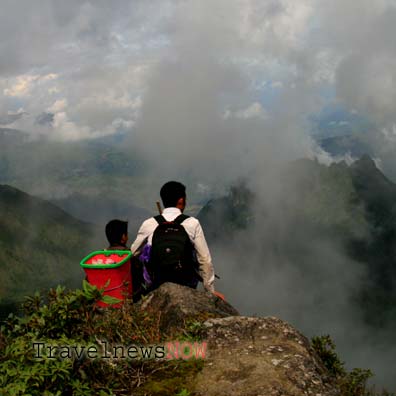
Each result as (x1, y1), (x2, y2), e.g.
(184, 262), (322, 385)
(160, 181), (186, 211)
(105, 219), (128, 246)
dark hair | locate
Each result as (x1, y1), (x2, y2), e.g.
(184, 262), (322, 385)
(160, 181), (186, 208)
(105, 219), (128, 245)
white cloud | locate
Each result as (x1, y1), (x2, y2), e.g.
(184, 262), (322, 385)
(111, 117), (135, 130)
(51, 111), (92, 141)
(48, 99), (67, 113)
(41, 73), (58, 82)
(381, 125), (396, 142)
(237, 0), (314, 51)
(3, 73), (59, 97)
(225, 102), (269, 120)
(4, 75), (40, 97)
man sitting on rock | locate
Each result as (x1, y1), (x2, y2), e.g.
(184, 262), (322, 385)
(131, 181), (223, 299)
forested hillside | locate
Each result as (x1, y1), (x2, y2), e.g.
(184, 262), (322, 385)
(0, 184), (101, 314)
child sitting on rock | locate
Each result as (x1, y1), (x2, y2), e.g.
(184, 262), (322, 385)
(105, 219), (144, 302)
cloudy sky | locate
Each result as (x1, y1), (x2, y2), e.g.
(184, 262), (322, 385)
(1, 0), (396, 158)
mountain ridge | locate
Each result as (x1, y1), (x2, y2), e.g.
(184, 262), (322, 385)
(198, 155), (396, 327)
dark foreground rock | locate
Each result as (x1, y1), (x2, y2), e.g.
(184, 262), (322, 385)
(195, 316), (340, 396)
(136, 282), (239, 334)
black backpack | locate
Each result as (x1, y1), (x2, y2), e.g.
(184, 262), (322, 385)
(148, 214), (198, 288)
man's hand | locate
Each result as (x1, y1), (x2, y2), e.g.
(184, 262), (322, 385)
(213, 290), (225, 301)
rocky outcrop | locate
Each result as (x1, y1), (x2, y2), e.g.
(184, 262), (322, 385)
(138, 283), (340, 396)
(136, 282), (239, 334)
(195, 316), (339, 396)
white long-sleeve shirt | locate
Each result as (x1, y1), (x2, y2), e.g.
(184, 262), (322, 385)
(130, 207), (215, 292)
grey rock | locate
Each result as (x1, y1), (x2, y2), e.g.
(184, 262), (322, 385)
(136, 283), (340, 396)
(194, 316), (340, 396)
(136, 282), (239, 334)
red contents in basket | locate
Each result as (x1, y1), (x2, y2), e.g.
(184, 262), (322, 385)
(85, 253), (128, 264)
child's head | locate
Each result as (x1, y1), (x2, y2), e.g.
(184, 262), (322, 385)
(105, 219), (128, 246)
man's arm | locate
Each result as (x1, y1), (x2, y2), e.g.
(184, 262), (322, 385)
(192, 220), (215, 293)
(131, 219), (154, 255)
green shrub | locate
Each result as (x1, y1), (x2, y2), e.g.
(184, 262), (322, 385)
(311, 335), (382, 396)
(0, 282), (202, 395)
(0, 283), (117, 395)
(311, 335), (346, 377)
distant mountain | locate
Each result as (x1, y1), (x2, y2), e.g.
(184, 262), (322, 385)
(0, 129), (30, 178)
(198, 156), (396, 326)
(0, 128), (225, 211)
(0, 185), (102, 314)
(52, 193), (151, 235)
(316, 126), (396, 186)
(199, 158), (370, 242)
(0, 128), (28, 145)
(309, 104), (379, 163)
(0, 136), (145, 183)
(0, 128), (150, 209)
(198, 183), (254, 241)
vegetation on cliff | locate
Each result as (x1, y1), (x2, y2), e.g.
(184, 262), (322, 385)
(0, 282), (390, 396)
(0, 282), (205, 396)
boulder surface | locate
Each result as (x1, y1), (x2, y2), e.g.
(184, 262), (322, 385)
(137, 283), (340, 395)
(137, 282), (239, 334)
(195, 316), (339, 396)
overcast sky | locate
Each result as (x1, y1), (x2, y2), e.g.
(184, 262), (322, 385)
(2, 0), (395, 187)
(1, 0), (396, 151)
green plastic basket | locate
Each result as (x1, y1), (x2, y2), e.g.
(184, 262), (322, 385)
(80, 250), (132, 269)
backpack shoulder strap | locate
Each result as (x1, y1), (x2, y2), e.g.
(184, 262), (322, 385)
(154, 214), (190, 225)
(154, 215), (167, 224)
(173, 214), (190, 225)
